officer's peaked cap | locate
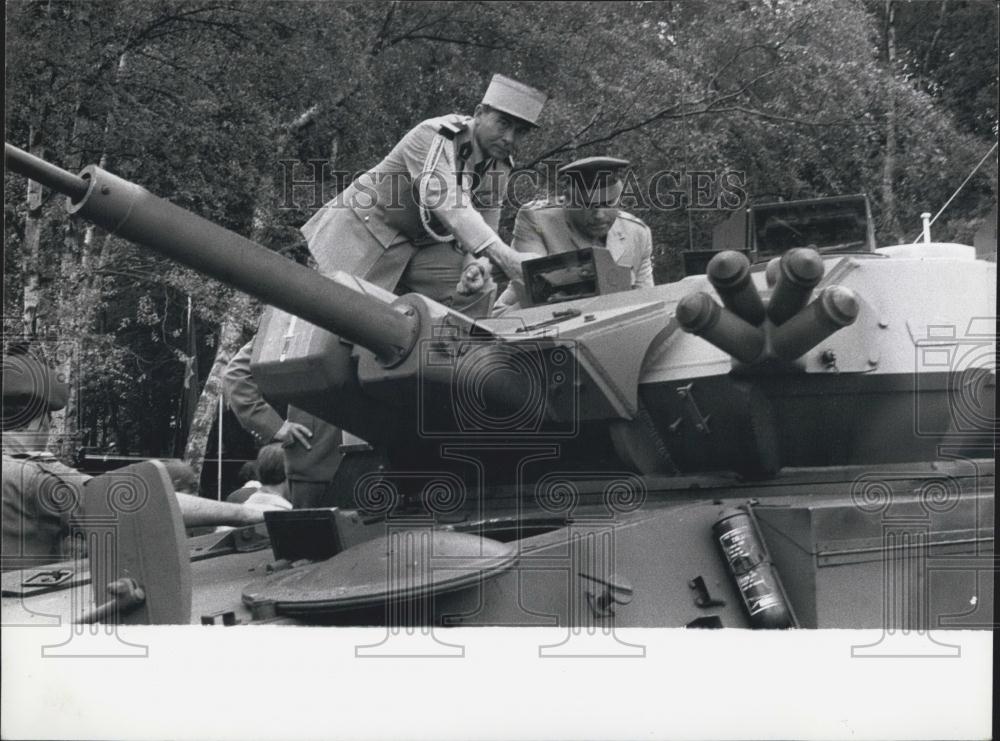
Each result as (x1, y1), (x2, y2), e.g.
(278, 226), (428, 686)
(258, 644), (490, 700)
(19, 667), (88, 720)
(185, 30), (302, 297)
(558, 156), (630, 205)
(481, 74), (547, 128)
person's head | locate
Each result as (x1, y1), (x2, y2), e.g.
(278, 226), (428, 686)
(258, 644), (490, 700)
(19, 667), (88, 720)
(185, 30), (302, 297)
(1, 348), (68, 438)
(237, 460), (259, 486)
(163, 459), (198, 494)
(559, 156), (630, 241)
(473, 74), (546, 161)
(256, 443), (286, 487)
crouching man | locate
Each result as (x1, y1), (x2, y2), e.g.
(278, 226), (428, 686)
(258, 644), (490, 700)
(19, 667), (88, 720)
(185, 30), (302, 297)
(1, 350), (281, 572)
(493, 156), (655, 314)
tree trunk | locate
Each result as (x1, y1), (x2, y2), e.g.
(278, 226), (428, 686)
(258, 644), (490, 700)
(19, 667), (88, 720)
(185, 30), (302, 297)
(49, 50), (128, 455)
(179, 184), (270, 482)
(182, 310), (246, 487)
(179, 104), (320, 479)
(48, 98), (94, 458)
(922, 0), (949, 73)
(19, 122), (81, 460)
(21, 124), (45, 337)
(880, 0), (903, 243)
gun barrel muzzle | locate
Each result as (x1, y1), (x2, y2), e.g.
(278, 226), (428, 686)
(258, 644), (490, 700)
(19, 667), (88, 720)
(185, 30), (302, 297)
(770, 285), (860, 360)
(5, 142), (419, 366)
(765, 257), (781, 288)
(767, 248), (825, 325)
(676, 292), (765, 364)
(5, 143), (90, 201)
(707, 250), (766, 326)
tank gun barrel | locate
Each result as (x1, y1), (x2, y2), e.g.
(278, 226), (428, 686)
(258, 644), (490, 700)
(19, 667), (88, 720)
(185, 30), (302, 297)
(5, 143), (90, 201)
(4, 143), (417, 365)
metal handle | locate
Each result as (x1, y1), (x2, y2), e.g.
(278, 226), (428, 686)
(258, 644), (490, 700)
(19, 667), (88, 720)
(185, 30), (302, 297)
(74, 577), (146, 624)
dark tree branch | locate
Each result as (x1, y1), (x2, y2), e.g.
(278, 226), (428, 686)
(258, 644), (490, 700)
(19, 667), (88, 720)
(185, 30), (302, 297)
(523, 93), (874, 170)
(129, 5), (247, 49)
(525, 107), (604, 166)
(703, 68), (778, 108)
(388, 33), (509, 49)
(708, 43), (750, 92)
(709, 106), (880, 128)
(394, 8), (446, 39)
(922, 0), (949, 72)
(129, 48), (214, 89)
(370, 1), (400, 55)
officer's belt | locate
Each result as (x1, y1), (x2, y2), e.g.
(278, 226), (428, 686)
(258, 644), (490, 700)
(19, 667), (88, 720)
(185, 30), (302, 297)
(408, 234), (461, 250)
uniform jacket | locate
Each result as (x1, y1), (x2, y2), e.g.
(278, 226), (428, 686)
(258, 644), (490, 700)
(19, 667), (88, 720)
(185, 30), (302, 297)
(222, 340), (342, 485)
(493, 200), (655, 314)
(301, 114), (513, 296)
(2, 438), (90, 570)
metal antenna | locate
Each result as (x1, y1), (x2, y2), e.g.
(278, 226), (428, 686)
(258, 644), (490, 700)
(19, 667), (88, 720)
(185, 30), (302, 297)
(907, 141), (998, 244)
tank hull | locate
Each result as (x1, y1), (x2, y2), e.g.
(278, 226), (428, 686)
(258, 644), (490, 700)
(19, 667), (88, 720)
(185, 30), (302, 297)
(4, 459), (991, 630)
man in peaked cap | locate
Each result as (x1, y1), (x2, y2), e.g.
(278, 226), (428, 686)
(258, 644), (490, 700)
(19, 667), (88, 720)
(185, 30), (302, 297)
(493, 156), (655, 315)
(225, 74), (548, 508)
(302, 72), (548, 297)
(1, 350), (282, 571)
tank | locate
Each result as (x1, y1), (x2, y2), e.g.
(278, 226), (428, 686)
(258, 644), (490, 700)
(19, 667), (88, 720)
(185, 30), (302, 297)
(2, 143), (995, 631)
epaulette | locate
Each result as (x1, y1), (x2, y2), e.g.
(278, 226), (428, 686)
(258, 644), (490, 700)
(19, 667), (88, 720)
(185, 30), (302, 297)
(616, 210), (649, 228)
(521, 197), (564, 211)
(437, 116), (470, 140)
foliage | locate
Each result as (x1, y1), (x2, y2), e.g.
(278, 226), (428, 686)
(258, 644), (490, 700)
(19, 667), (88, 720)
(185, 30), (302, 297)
(4, 0), (996, 461)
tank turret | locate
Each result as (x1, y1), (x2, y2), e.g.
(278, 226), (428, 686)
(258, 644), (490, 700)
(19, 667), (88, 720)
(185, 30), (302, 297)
(6, 142), (995, 479)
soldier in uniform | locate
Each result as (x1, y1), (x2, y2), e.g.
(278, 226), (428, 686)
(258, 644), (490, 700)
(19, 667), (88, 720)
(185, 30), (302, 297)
(493, 156), (655, 314)
(302, 72), (547, 295)
(225, 74), (547, 508)
(223, 338), (337, 509)
(1, 351), (280, 571)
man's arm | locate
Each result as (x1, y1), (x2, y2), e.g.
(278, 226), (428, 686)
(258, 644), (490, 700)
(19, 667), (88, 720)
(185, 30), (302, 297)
(477, 241), (533, 282)
(634, 225), (655, 289)
(20, 463), (279, 565)
(223, 339), (312, 449)
(398, 123), (530, 281)
(493, 207), (549, 312)
(510, 207), (549, 257)
(174, 492), (278, 527)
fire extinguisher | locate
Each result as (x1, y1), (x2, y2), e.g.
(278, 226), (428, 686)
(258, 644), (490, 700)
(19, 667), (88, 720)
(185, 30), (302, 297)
(713, 505), (796, 629)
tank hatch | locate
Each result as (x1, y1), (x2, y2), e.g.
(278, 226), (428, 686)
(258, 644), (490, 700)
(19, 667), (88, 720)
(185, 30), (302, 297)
(242, 531), (516, 616)
(686, 194), (876, 275)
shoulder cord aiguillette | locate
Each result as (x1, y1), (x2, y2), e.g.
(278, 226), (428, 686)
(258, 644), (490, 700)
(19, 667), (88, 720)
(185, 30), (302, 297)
(417, 133), (457, 244)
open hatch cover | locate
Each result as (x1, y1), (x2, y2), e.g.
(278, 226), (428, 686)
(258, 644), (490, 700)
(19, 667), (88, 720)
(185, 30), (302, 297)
(241, 530), (517, 616)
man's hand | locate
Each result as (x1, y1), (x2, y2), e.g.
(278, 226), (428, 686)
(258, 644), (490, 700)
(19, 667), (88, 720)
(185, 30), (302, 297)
(456, 256), (495, 295)
(273, 420), (312, 450)
(480, 241), (535, 283)
(239, 503), (279, 525)
(242, 492), (293, 523)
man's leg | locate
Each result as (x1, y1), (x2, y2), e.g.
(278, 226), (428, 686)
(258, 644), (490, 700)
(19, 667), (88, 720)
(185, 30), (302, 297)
(396, 242), (466, 302)
(285, 479), (332, 510)
(283, 408), (343, 509)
